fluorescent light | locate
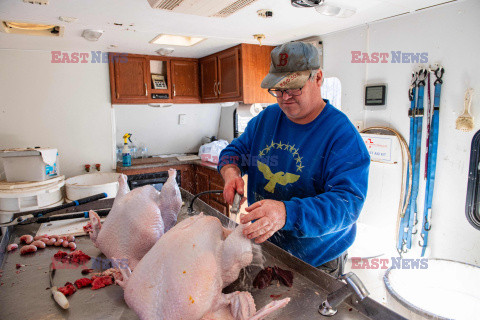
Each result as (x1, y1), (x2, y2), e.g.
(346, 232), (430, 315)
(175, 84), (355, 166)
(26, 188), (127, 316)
(1, 21), (64, 37)
(149, 34), (205, 46)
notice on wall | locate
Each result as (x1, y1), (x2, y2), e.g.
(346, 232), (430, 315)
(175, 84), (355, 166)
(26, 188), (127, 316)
(360, 134), (394, 163)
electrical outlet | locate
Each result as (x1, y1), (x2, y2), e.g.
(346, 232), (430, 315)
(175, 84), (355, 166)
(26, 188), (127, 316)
(354, 121), (364, 131)
(178, 114), (186, 125)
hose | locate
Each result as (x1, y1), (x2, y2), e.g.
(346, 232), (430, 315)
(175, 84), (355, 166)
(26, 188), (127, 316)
(360, 127), (412, 248)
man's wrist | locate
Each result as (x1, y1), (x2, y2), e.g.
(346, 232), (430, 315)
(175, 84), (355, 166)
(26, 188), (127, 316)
(220, 164), (241, 180)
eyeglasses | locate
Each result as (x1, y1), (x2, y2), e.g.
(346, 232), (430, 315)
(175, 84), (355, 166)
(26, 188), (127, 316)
(267, 88), (303, 98)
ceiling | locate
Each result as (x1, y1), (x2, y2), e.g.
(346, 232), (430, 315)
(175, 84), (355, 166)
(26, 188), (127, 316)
(0, 0), (459, 58)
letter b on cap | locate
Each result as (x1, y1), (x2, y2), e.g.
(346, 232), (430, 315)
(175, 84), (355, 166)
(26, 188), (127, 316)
(278, 53), (289, 67)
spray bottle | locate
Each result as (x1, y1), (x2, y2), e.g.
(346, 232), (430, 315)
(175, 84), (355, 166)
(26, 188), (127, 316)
(122, 133), (132, 167)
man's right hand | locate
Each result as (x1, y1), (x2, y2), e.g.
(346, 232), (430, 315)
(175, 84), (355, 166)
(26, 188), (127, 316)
(220, 165), (244, 205)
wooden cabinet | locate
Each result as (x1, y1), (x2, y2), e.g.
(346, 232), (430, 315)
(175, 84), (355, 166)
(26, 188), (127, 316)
(195, 166), (229, 217)
(217, 47), (241, 100)
(199, 43), (276, 104)
(200, 55), (218, 101)
(109, 54), (200, 104)
(110, 55), (149, 103)
(171, 59), (200, 103)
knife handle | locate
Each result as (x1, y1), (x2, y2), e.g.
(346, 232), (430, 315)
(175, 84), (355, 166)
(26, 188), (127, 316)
(36, 209), (111, 223)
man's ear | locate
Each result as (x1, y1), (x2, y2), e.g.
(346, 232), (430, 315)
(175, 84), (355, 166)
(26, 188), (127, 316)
(315, 69), (323, 86)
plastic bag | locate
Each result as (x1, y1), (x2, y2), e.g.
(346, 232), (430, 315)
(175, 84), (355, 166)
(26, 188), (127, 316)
(198, 140), (229, 164)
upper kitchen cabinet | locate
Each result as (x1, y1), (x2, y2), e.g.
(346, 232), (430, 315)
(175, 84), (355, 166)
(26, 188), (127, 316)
(109, 54), (150, 104)
(109, 54), (200, 104)
(199, 43), (276, 104)
(170, 59), (200, 103)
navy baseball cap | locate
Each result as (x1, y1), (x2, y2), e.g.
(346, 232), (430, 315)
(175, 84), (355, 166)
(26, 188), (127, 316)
(261, 41), (321, 89)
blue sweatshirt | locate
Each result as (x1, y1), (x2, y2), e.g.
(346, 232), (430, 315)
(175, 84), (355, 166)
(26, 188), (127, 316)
(218, 100), (370, 267)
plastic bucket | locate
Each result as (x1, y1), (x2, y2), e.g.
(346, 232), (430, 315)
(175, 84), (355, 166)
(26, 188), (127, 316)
(65, 173), (121, 200)
(0, 178), (64, 212)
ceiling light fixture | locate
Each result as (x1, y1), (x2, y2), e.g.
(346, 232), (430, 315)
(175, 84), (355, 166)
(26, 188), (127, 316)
(291, 0), (356, 18)
(1, 21), (64, 36)
(156, 48), (175, 56)
(82, 29), (103, 41)
(149, 34), (205, 46)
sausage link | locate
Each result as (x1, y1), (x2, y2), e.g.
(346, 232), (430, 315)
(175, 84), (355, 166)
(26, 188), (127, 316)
(32, 240), (46, 249)
(7, 244), (18, 252)
(54, 239), (64, 246)
(46, 238), (56, 246)
(20, 235), (34, 244)
(62, 241), (70, 248)
(68, 242), (77, 250)
(20, 245), (37, 255)
(67, 235), (75, 242)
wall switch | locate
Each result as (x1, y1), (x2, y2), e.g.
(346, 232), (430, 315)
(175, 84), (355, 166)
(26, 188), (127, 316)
(178, 114), (186, 125)
(354, 121), (364, 131)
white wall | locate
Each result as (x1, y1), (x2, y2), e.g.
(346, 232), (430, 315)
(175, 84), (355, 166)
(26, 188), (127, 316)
(0, 49), (114, 178)
(322, 0), (480, 265)
(0, 49), (223, 178)
(114, 104), (221, 156)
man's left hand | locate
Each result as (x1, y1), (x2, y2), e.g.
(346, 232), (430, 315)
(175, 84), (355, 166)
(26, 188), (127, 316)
(240, 200), (286, 244)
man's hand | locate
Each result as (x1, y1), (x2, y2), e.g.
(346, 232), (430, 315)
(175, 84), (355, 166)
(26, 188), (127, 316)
(221, 165), (244, 205)
(240, 200), (286, 244)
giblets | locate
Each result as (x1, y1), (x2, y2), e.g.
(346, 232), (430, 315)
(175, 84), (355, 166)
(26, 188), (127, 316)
(89, 170), (182, 269)
(117, 213), (289, 320)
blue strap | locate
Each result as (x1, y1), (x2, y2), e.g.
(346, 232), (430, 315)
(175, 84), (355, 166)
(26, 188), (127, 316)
(397, 78), (417, 253)
(406, 83), (425, 249)
(420, 82), (442, 256)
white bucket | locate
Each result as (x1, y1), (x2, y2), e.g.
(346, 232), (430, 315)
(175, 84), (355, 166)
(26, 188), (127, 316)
(0, 178), (65, 212)
(65, 172), (121, 201)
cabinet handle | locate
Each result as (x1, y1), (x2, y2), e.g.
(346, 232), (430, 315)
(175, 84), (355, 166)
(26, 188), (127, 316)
(173, 84), (176, 97)
(213, 82), (217, 96)
(217, 82), (221, 95)
(116, 92), (119, 99)
(145, 83), (148, 96)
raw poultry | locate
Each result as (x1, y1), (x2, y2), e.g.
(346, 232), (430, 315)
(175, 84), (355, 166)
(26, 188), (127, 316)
(88, 169), (182, 269)
(117, 213), (290, 320)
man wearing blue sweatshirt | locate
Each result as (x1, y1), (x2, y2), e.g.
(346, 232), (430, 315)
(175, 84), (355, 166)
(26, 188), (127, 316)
(218, 42), (370, 276)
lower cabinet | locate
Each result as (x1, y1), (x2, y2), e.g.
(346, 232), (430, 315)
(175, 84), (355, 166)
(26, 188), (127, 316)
(117, 163), (229, 217)
(195, 166), (229, 217)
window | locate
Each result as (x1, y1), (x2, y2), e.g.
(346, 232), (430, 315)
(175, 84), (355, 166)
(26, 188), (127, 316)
(466, 130), (480, 230)
(321, 77), (342, 109)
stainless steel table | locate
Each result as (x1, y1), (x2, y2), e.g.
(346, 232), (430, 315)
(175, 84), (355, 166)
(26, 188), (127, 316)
(0, 190), (405, 320)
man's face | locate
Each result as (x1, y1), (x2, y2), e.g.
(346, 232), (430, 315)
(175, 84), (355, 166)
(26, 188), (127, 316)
(275, 71), (324, 124)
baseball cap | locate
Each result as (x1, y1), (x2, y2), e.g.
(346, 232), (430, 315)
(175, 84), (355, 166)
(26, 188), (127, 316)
(261, 41), (321, 89)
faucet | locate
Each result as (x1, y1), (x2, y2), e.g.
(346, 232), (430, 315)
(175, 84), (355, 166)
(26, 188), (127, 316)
(318, 272), (370, 317)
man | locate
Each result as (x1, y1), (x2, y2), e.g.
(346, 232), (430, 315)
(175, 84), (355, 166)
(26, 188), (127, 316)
(218, 42), (370, 277)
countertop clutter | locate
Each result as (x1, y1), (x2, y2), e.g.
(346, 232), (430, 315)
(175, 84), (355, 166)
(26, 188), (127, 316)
(0, 191), (404, 320)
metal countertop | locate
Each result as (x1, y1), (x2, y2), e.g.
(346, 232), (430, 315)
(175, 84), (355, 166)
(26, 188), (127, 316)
(0, 190), (405, 320)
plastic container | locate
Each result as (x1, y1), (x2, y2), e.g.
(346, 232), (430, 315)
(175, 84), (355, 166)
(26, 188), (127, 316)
(0, 177), (65, 212)
(0, 148), (60, 182)
(65, 172), (121, 201)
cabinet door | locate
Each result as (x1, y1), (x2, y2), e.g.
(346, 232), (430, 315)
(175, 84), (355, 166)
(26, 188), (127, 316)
(200, 55), (218, 100)
(217, 47), (241, 100)
(171, 59), (200, 103)
(114, 56), (148, 100)
(196, 170), (210, 204)
(209, 199), (229, 216)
